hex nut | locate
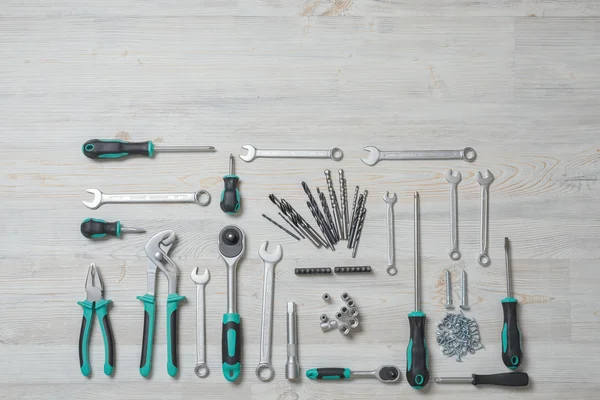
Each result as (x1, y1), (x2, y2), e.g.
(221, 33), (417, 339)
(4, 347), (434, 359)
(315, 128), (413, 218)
(339, 324), (351, 336)
(320, 314), (328, 322)
(347, 300), (355, 307)
(341, 292), (350, 301)
(340, 306), (349, 314)
(349, 307), (359, 317)
(322, 293), (331, 302)
(335, 311), (344, 320)
(348, 317), (359, 329)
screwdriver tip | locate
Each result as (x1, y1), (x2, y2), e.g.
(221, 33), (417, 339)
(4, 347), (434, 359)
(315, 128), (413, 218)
(505, 237), (510, 248)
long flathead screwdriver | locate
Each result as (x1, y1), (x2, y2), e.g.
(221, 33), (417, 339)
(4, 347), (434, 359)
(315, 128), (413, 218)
(502, 237), (523, 369)
(435, 372), (529, 387)
(83, 139), (215, 159)
(81, 218), (145, 239)
(220, 154), (241, 214)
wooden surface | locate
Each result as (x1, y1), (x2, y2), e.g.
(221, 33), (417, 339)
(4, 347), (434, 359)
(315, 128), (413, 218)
(1, 1), (599, 399)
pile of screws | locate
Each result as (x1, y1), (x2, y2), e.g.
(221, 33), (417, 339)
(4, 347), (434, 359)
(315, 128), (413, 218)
(319, 292), (361, 336)
(436, 311), (483, 361)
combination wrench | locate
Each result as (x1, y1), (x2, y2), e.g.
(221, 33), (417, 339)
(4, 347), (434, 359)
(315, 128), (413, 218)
(256, 242), (283, 382)
(361, 146), (477, 166)
(190, 267), (210, 378)
(476, 170), (494, 267)
(240, 145), (343, 162)
(383, 192), (398, 276)
(82, 188), (211, 209)
(445, 170), (462, 261)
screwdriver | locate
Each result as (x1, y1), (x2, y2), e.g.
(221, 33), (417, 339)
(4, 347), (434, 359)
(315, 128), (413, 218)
(407, 192), (429, 389)
(80, 218), (145, 239)
(434, 372), (529, 387)
(82, 139), (215, 159)
(502, 237), (523, 369)
(220, 154), (241, 214)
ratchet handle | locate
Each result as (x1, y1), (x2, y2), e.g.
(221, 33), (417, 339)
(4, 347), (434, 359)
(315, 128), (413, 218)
(95, 299), (115, 376)
(137, 294), (156, 378)
(473, 372), (529, 386)
(407, 312), (429, 389)
(83, 139), (154, 159)
(80, 218), (120, 239)
(306, 368), (351, 380)
(222, 313), (241, 381)
(77, 300), (94, 377)
(166, 293), (185, 377)
(501, 298), (523, 370)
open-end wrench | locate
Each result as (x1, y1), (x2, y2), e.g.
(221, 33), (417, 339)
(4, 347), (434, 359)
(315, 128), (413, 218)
(82, 188), (211, 209)
(361, 146), (477, 166)
(445, 170), (462, 261)
(307, 365), (401, 383)
(240, 145), (343, 162)
(476, 170), (494, 267)
(256, 242), (283, 382)
(190, 267), (210, 378)
(383, 192), (398, 276)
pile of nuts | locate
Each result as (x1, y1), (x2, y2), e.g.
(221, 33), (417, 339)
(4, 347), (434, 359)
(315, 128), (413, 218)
(319, 292), (360, 336)
(436, 311), (484, 361)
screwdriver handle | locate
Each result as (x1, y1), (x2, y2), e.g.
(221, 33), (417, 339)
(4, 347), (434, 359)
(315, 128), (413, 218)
(473, 372), (529, 386)
(222, 313), (241, 381)
(81, 218), (121, 239)
(306, 368), (351, 380)
(407, 312), (429, 389)
(83, 139), (154, 159)
(502, 298), (523, 369)
(220, 174), (241, 214)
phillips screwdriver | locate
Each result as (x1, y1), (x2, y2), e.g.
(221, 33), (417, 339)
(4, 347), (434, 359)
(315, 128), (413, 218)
(80, 218), (145, 239)
(407, 192), (429, 389)
(82, 139), (215, 159)
(502, 237), (523, 369)
(220, 154), (241, 214)
(435, 372), (529, 387)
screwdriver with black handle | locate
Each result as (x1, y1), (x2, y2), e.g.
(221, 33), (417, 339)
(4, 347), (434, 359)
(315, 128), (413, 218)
(435, 372), (529, 387)
(502, 237), (523, 369)
(80, 218), (145, 239)
(82, 139), (215, 159)
(220, 154), (241, 214)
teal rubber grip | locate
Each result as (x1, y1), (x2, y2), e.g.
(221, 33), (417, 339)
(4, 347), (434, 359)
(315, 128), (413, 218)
(82, 139), (154, 159)
(78, 300), (94, 377)
(501, 297), (523, 370)
(407, 311), (429, 389)
(306, 368), (351, 380)
(222, 313), (241, 381)
(137, 294), (156, 377)
(80, 218), (121, 239)
(166, 293), (185, 377)
(94, 299), (115, 376)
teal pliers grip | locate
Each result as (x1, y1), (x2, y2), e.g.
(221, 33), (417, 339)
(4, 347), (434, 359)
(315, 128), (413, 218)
(222, 313), (241, 382)
(78, 300), (94, 377)
(166, 293), (186, 377)
(137, 294), (156, 378)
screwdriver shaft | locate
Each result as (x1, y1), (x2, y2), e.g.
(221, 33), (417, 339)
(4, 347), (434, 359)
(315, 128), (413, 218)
(155, 145), (216, 152)
(121, 227), (146, 234)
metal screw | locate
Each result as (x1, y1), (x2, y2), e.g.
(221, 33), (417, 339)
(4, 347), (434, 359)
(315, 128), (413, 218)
(460, 270), (469, 310)
(445, 269), (454, 309)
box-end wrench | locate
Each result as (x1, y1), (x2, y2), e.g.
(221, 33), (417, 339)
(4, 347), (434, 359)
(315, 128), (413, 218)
(240, 145), (343, 162)
(190, 267), (210, 378)
(383, 192), (398, 276)
(361, 146), (477, 166)
(476, 170), (494, 267)
(256, 242), (283, 382)
(82, 188), (211, 209)
(445, 170), (462, 261)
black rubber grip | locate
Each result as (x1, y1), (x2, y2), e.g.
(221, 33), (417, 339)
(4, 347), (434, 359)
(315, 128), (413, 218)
(473, 372), (529, 387)
(81, 219), (118, 238)
(502, 301), (523, 370)
(407, 314), (429, 388)
(79, 315), (87, 368)
(83, 139), (151, 159)
(314, 368), (348, 379)
(103, 313), (115, 368)
(170, 310), (178, 368)
(140, 310), (150, 368)
(220, 176), (240, 213)
(221, 320), (241, 366)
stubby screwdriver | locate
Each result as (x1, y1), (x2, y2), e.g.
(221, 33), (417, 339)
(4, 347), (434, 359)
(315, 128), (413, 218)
(220, 154), (241, 214)
(502, 237), (523, 369)
(435, 372), (529, 387)
(82, 139), (215, 159)
(80, 218), (145, 239)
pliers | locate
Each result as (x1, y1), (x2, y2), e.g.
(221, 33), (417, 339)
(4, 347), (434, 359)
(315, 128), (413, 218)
(78, 263), (115, 376)
(137, 230), (185, 377)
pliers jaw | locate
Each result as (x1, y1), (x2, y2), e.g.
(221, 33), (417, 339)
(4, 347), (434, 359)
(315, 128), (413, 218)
(84, 263), (103, 303)
(145, 230), (180, 293)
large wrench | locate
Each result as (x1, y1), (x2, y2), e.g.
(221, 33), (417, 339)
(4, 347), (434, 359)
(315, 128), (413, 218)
(240, 145), (343, 162)
(361, 146), (476, 166)
(383, 192), (398, 276)
(256, 241), (283, 382)
(82, 188), (211, 209)
(476, 170), (494, 267)
(190, 267), (210, 378)
(445, 170), (462, 261)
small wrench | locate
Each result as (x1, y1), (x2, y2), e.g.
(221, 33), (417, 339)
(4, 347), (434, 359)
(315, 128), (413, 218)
(476, 170), (494, 267)
(190, 267), (210, 378)
(445, 170), (462, 261)
(383, 192), (398, 275)
(256, 241), (283, 382)
(240, 145), (343, 162)
(82, 188), (211, 209)
(361, 146), (477, 166)
(307, 365), (401, 383)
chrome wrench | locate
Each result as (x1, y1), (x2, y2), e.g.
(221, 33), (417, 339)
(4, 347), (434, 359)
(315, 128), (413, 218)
(190, 267), (210, 378)
(240, 145), (343, 162)
(383, 192), (398, 276)
(476, 170), (494, 267)
(256, 242), (283, 382)
(82, 188), (211, 209)
(361, 146), (477, 166)
(445, 170), (462, 261)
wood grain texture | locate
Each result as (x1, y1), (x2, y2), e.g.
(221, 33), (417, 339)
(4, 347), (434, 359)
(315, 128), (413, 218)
(1, 1), (599, 399)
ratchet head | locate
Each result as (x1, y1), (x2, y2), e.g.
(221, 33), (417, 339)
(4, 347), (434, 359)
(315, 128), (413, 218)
(375, 365), (401, 383)
(190, 267), (210, 285)
(82, 189), (103, 209)
(361, 146), (381, 166)
(382, 191), (398, 204)
(239, 145), (256, 162)
(476, 170), (495, 186)
(445, 169), (462, 184)
(258, 241), (283, 264)
(218, 225), (245, 266)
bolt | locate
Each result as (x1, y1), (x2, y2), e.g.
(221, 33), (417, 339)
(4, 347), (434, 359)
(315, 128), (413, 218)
(445, 269), (453, 309)
(460, 270), (469, 310)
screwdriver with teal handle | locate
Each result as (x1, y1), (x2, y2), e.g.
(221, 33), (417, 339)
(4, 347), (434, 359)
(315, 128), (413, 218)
(502, 237), (523, 370)
(80, 218), (145, 239)
(220, 154), (241, 214)
(82, 139), (215, 159)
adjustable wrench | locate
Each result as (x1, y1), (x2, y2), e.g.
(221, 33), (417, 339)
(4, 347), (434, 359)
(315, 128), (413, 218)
(256, 242), (283, 382)
(476, 170), (494, 267)
(83, 188), (211, 209)
(190, 267), (210, 378)
(445, 170), (462, 261)
(383, 192), (398, 275)
(240, 145), (343, 162)
(361, 146), (477, 166)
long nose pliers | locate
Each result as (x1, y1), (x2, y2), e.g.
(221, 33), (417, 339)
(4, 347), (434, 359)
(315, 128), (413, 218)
(78, 263), (115, 376)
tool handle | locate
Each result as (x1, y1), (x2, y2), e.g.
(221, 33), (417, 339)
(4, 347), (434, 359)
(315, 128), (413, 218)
(220, 175), (241, 214)
(83, 139), (154, 159)
(473, 372), (529, 386)
(166, 293), (185, 377)
(222, 313), (241, 381)
(502, 298), (523, 369)
(94, 299), (115, 376)
(137, 294), (156, 378)
(80, 218), (121, 239)
(306, 368), (351, 380)
(77, 300), (94, 376)
(407, 312), (429, 389)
